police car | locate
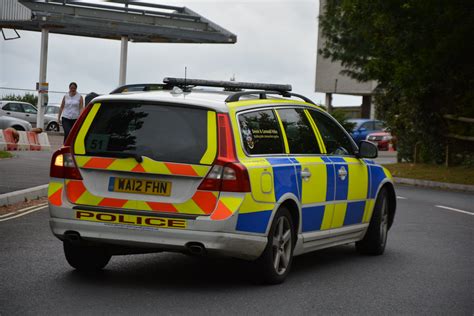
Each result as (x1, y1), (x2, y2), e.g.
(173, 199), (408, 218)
(48, 78), (396, 284)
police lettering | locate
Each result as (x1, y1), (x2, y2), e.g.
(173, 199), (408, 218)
(76, 210), (186, 229)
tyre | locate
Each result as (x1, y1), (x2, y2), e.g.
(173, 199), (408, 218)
(255, 207), (295, 284)
(63, 242), (111, 272)
(356, 188), (389, 255)
(47, 122), (59, 132)
(11, 125), (24, 131)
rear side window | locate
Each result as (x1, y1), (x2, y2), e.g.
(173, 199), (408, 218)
(3, 103), (22, 112)
(238, 109), (284, 155)
(309, 110), (356, 156)
(276, 108), (321, 154)
(84, 102), (212, 164)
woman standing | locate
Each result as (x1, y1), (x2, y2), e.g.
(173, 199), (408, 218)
(58, 82), (84, 142)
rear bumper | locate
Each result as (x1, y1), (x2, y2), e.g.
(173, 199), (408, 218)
(50, 213), (267, 260)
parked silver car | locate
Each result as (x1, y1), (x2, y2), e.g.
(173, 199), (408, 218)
(0, 115), (32, 131)
(0, 101), (61, 131)
(0, 100), (37, 126)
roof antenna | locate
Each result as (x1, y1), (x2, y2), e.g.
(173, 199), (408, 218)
(184, 66), (187, 88)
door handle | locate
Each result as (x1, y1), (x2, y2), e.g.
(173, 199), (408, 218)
(301, 168), (312, 181)
(6, 112), (10, 115)
(26, 114), (30, 117)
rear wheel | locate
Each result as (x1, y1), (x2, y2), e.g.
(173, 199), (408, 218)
(356, 188), (389, 255)
(256, 207), (295, 284)
(63, 242), (111, 272)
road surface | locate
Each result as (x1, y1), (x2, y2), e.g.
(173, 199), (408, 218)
(0, 185), (472, 315)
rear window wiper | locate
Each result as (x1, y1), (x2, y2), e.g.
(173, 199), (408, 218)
(90, 151), (143, 163)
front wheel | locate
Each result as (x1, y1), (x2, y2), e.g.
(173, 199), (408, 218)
(63, 242), (111, 272)
(356, 188), (389, 255)
(255, 207), (295, 284)
(47, 122), (59, 132)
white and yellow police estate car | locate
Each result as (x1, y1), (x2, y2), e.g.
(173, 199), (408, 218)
(48, 78), (396, 284)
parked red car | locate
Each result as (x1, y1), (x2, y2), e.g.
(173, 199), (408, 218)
(366, 131), (397, 151)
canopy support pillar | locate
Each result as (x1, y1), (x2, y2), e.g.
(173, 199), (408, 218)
(36, 28), (49, 129)
(119, 36), (128, 86)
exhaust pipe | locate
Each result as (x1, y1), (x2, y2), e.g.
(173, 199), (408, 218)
(64, 231), (81, 244)
(186, 242), (206, 256)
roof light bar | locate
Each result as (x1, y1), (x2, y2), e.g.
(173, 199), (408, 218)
(163, 77), (292, 92)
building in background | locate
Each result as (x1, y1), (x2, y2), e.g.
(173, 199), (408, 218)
(315, 0), (377, 119)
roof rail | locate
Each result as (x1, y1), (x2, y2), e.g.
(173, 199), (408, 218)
(225, 90), (316, 105)
(163, 77), (292, 92)
(110, 83), (170, 94)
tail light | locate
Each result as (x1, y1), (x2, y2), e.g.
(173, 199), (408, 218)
(50, 146), (82, 179)
(198, 114), (250, 192)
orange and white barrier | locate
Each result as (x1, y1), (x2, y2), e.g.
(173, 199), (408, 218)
(0, 129), (51, 151)
(36, 132), (51, 151)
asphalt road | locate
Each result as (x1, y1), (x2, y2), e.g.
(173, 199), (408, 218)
(0, 134), (61, 194)
(0, 151), (52, 193)
(0, 185), (472, 315)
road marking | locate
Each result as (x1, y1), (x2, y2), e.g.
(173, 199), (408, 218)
(396, 196), (407, 199)
(0, 203), (48, 219)
(435, 205), (473, 216)
(0, 204), (48, 222)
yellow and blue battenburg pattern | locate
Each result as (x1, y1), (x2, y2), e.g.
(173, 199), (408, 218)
(235, 156), (391, 234)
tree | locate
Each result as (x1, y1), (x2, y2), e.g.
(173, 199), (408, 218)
(3, 93), (38, 106)
(320, 0), (473, 163)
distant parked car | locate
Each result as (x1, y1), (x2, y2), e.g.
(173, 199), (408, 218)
(348, 119), (386, 144)
(0, 100), (38, 126)
(366, 131), (397, 151)
(44, 105), (61, 132)
(0, 115), (32, 131)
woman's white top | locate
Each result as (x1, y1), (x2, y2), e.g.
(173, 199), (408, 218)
(62, 93), (81, 120)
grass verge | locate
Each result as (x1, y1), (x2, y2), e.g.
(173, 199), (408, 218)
(384, 163), (474, 185)
(0, 151), (13, 159)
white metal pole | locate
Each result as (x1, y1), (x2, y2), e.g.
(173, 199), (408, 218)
(119, 36), (128, 86)
(37, 28), (49, 129)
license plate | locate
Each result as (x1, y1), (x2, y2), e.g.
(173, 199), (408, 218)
(109, 177), (172, 196)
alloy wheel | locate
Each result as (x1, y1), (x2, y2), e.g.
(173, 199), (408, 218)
(272, 216), (292, 275)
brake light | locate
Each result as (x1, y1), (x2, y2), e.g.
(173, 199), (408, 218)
(217, 113), (236, 162)
(64, 102), (93, 147)
(50, 146), (82, 179)
(198, 114), (250, 192)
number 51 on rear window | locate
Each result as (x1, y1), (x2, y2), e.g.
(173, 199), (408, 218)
(86, 134), (110, 152)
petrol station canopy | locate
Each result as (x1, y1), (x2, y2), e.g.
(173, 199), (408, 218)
(0, 0), (237, 43)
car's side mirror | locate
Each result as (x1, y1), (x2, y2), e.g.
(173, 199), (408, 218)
(358, 127), (367, 132)
(357, 140), (378, 158)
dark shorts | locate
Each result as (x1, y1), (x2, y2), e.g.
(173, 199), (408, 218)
(62, 117), (77, 143)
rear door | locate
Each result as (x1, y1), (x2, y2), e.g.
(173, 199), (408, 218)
(275, 107), (333, 234)
(2, 102), (25, 121)
(69, 101), (219, 216)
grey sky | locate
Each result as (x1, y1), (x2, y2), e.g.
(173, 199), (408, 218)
(0, 0), (360, 106)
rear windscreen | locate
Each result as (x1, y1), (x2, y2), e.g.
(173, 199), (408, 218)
(84, 102), (211, 164)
